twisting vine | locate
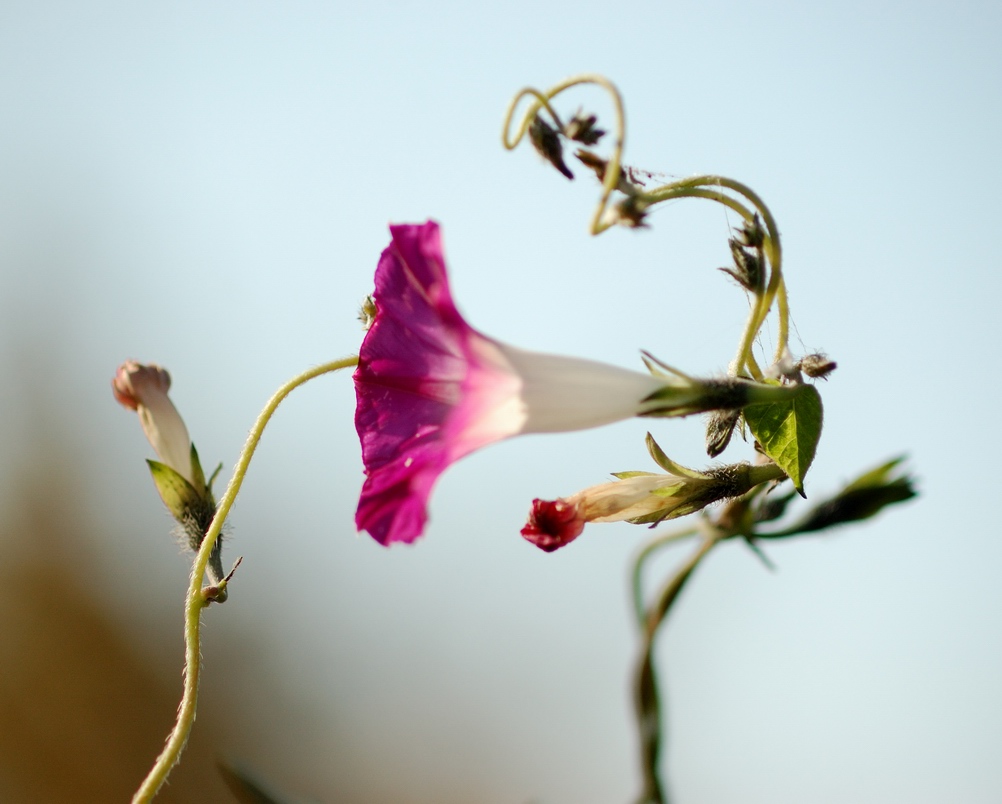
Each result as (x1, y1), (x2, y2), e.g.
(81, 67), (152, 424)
(504, 74), (915, 803)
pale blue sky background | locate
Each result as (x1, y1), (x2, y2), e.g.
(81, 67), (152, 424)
(1, 1), (1000, 802)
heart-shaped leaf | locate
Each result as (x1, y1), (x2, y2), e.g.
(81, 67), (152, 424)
(744, 384), (823, 495)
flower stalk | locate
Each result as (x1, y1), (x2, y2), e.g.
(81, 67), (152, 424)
(130, 357), (357, 804)
(633, 528), (723, 804)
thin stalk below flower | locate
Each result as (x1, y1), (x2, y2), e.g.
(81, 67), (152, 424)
(634, 530), (723, 804)
(630, 525), (699, 628)
(131, 356), (358, 804)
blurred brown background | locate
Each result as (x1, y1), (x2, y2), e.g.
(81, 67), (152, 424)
(0, 402), (240, 802)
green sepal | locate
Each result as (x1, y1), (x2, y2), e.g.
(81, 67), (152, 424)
(641, 351), (693, 381)
(147, 459), (204, 523)
(645, 433), (709, 479)
(628, 501), (703, 526)
(743, 384), (823, 496)
(638, 354), (708, 418)
(207, 461), (224, 494)
(612, 471), (657, 480)
(842, 456), (907, 493)
(639, 384), (705, 418)
(628, 509), (674, 526)
(189, 443), (207, 495)
(650, 483), (686, 498)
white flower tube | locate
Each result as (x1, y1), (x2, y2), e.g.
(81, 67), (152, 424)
(112, 360), (195, 485)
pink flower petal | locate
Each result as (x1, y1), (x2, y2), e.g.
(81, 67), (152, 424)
(353, 221), (668, 546)
(354, 222), (522, 545)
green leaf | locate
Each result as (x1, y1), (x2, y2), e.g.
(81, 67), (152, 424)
(147, 459), (203, 522)
(743, 384), (823, 495)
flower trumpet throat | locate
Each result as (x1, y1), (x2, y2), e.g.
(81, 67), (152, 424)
(354, 220), (699, 547)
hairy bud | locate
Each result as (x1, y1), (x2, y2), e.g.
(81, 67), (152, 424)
(529, 115), (573, 179)
(705, 408), (742, 457)
(563, 109), (605, 145)
(799, 353), (837, 379)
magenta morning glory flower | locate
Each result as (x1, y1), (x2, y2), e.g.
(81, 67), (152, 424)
(353, 220), (687, 545)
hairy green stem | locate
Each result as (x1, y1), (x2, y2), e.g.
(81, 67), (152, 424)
(501, 87), (567, 144)
(634, 531), (722, 804)
(631, 526), (699, 628)
(643, 176), (785, 378)
(131, 356), (359, 804)
(643, 185), (756, 223)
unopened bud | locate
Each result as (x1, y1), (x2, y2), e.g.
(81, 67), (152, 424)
(529, 115), (573, 180)
(522, 436), (786, 551)
(113, 360), (230, 595)
(113, 360), (196, 486)
(736, 214), (765, 248)
(706, 408), (741, 457)
(720, 239), (762, 292)
(799, 353), (837, 379)
(563, 110), (605, 145)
